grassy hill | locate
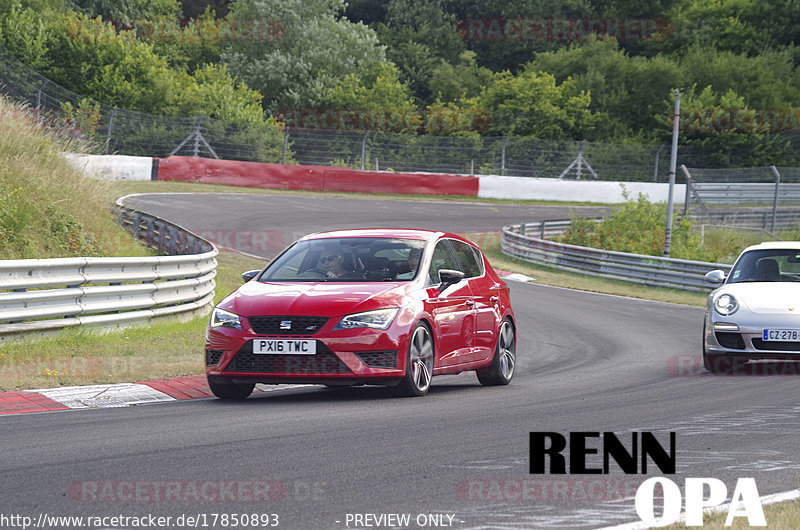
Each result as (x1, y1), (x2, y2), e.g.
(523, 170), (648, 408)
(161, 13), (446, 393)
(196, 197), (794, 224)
(0, 96), (149, 259)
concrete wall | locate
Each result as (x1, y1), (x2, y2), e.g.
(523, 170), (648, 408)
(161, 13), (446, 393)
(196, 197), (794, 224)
(63, 153), (153, 181)
(70, 153), (685, 204)
(478, 175), (686, 203)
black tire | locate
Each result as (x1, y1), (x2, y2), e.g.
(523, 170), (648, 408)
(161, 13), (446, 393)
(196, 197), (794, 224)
(208, 377), (255, 400)
(396, 323), (434, 397)
(477, 318), (516, 386)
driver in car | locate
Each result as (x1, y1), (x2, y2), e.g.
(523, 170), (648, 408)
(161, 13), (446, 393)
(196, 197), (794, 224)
(319, 249), (363, 279)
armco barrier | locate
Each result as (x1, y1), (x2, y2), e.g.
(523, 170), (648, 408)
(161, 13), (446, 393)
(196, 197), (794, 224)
(0, 201), (217, 339)
(155, 156), (481, 197)
(502, 221), (731, 291)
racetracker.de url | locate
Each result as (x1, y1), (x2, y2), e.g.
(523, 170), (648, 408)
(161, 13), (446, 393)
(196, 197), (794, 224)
(0, 512), (280, 529)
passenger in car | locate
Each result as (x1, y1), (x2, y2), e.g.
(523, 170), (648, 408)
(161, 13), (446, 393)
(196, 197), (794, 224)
(395, 247), (423, 280)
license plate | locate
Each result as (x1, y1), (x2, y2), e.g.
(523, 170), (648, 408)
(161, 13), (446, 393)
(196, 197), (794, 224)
(252, 339), (317, 355)
(762, 329), (800, 341)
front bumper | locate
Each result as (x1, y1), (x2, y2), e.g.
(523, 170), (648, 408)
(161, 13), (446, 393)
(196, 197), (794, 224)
(205, 325), (407, 384)
(705, 315), (800, 358)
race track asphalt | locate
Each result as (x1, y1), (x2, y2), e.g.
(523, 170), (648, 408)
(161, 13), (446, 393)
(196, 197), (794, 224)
(2, 194), (798, 529)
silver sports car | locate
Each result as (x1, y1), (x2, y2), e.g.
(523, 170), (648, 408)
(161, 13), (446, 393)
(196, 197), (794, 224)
(704, 241), (800, 373)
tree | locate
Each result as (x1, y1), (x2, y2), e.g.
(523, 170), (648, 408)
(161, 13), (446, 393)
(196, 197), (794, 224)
(221, 0), (388, 112)
(320, 62), (420, 132)
(529, 38), (682, 140)
(372, 0), (465, 102)
(70, 0), (181, 22)
(676, 85), (795, 167)
(428, 50), (492, 102)
(477, 69), (599, 139)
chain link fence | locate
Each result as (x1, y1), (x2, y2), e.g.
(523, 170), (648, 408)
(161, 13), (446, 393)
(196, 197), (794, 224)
(0, 44), (731, 181)
(681, 165), (800, 231)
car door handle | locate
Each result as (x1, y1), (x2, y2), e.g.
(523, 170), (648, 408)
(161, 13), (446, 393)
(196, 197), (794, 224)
(465, 299), (475, 306)
(490, 296), (499, 303)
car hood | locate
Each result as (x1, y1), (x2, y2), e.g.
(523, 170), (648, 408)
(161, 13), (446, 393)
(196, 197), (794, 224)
(220, 280), (411, 318)
(722, 282), (800, 313)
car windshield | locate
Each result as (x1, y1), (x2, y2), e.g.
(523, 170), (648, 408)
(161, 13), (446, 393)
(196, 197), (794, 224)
(727, 249), (800, 283)
(259, 237), (427, 282)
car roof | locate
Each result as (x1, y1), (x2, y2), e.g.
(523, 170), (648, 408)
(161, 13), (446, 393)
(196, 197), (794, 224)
(741, 241), (800, 253)
(299, 228), (458, 243)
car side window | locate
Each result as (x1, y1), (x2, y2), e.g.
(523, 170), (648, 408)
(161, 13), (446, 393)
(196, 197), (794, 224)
(450, 240), (483, 278)
(427, 240), (458, 285)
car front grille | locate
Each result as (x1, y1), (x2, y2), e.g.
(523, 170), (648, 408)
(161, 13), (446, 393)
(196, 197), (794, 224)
(752, 339), (800, 351)
(715, 332), (745, 350)
(206, 349), (224, 366)
(224, 341), (352, 374)
(354, 351), (399, 369)
(247, 315), (328, 336)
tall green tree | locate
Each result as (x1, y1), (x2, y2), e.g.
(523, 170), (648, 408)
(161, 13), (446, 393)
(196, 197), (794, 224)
(372, 0), (465, 102)
(478, 69), (599, 139)
(222, 0), (388, 112)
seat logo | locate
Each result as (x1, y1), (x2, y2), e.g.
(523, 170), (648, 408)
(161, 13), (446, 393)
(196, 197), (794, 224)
(280, 320), (292, 330)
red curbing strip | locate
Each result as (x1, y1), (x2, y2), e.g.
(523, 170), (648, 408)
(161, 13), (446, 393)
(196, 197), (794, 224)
(140, 375), (263, 399)
(139, 376), (214, 400)
(0, 391), (69, 415)
(0, 375), (268, 416)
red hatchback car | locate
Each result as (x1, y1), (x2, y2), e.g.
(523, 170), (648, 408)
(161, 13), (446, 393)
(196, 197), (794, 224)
(205, 229), (516, 398)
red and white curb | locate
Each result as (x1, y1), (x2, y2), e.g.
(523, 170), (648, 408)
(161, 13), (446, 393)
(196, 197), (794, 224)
(0, 377), (305, 416)
(0, 376), (212, 415)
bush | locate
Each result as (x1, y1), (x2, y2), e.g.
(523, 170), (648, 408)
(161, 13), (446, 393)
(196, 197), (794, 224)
(557, 187), (704, 259)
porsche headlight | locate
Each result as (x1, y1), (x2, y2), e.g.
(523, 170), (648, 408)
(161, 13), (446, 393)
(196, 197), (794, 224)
(334, 308), (399, 330)
(210, 307), (242, 330)
(713, 293), (739, 316)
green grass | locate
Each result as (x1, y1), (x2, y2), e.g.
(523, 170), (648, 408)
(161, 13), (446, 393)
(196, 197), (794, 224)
(662, 497), (800, 528)
(0, 96), (150, 259)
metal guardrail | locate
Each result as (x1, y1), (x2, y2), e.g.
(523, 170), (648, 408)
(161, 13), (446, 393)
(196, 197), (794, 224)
(502, 221), (731, 292)
(0, 201), (218, 338)
(688, 182), (800, 205)
(697, 209), (800, 232)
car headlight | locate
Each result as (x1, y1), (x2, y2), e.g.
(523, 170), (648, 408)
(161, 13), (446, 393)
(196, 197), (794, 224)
(334, 308), (399, 330)
(210, 307), (242, 330)
(713, 293), (739, 316)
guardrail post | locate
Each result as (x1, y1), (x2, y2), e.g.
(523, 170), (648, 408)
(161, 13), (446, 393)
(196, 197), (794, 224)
(539, 222), (546, 239)
(500, 136), (508, 176)
(361, 131), (369, 171)
(770, 165), (781, 233)
(283, 127), (292, 164)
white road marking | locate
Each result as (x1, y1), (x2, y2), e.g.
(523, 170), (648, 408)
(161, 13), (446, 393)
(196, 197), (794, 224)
(32, 383), (175, 408)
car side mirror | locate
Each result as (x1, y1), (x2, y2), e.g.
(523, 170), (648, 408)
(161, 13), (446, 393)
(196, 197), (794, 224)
(704, 270), (726, 284)
(438, 269), (465, 290)
(241, 269), (260, 283)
